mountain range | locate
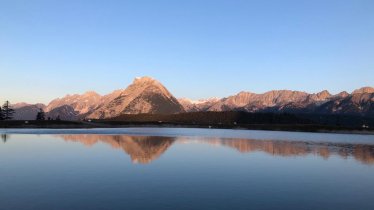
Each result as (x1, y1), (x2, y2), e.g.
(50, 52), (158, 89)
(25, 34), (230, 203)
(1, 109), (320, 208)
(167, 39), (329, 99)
(10, 76), (374, 120)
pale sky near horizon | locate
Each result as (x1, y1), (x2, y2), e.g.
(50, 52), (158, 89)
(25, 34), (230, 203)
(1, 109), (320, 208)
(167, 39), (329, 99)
(0, 0), (373, 104)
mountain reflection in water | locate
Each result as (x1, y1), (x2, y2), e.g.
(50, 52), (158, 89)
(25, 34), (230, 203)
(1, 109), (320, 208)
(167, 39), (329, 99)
(59, 135), (374, 165)
(60, 135), (175, 164)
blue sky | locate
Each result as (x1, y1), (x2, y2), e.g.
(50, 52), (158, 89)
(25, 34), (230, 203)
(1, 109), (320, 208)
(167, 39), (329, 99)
(0, 0), (373, 104)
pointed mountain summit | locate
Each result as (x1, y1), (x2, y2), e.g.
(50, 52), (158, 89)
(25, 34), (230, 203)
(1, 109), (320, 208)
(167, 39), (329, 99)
(315, 90), (332, 100)
(88, 76), (185, 119)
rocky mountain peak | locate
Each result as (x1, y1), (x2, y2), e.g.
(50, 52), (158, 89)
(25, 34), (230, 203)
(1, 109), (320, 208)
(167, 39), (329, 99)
(83, 91), (100, 97)
(315, 90), (332, 100)
(335, 91), (349, 98)
(87, 77), (184, 118)
(126, 77), (169, 95)
(317, 90), (331, 96)
(352, 87), (374, 94)
(237, 91), (253, 96)
(133, 76), (159, 85)
(45, 90), (103, 115)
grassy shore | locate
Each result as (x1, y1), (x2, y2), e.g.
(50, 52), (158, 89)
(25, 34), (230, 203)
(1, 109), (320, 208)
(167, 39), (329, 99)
(0, 120), (373, 135)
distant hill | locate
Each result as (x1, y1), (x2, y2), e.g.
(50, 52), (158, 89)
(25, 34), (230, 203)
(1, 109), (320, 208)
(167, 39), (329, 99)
(13, 103), (45, 120)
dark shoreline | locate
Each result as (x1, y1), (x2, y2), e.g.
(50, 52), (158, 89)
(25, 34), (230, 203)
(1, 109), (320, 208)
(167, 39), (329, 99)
(1, 120), (373, 135)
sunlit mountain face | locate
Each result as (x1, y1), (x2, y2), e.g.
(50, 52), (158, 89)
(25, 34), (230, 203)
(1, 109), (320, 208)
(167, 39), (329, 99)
(56, 135), (374, 165)
(12, 77), (374, 120)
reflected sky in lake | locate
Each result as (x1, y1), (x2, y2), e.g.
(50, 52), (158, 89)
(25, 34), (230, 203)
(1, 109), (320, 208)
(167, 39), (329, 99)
(1, 128), (374, 210)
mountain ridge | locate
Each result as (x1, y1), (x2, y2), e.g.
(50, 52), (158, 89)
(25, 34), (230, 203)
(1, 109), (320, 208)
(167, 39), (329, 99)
(10, 77), (374, 120)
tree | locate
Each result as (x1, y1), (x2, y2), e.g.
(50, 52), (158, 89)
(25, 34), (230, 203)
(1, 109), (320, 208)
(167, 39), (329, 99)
(36, 108), (46, 120)
(2, 101), (15, 120)
(0, 106), (4, 120)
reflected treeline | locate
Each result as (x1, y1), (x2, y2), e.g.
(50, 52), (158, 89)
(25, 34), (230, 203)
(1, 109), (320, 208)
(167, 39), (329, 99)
(1, 134), (9, 143)
(58, 135), (374, 165)
(60, 135), (175, 164)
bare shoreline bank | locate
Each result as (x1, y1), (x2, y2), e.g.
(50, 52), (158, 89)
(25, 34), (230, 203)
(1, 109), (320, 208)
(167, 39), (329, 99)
(0, 120), (373, 135)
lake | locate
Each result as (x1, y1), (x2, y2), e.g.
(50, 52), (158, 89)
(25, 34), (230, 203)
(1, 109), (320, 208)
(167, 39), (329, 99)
(1, 128), (374, 210)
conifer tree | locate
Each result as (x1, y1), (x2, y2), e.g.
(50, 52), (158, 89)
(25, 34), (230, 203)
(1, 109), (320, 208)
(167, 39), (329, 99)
(0, 106), (4, 120)
(2, 101), (15, 120)
(36, 108), (46, 120)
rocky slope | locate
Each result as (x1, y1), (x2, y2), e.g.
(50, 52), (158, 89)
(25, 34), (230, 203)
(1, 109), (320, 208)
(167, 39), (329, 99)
(46, 91), (102, 115)
(46, 105), (79, 120)
(39, 77), (185, 120)
(87, 77), (185, 119)
(204, 88), (373, 116)
(208, 90), (318, 112)
(316, 87), (374, 115)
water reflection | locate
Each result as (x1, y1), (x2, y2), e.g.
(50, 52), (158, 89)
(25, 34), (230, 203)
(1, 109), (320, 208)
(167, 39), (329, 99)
(199, 138), (374, 165)
(61, 135), (175, 164)
(58, 135), (374, 165)
(1, 134), (9, 143)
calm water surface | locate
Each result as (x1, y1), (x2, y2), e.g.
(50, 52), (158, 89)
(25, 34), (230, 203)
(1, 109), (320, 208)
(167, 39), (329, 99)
(1, 128), (374, 210)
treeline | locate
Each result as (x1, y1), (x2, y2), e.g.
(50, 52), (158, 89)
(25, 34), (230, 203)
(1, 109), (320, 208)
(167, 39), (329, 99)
(0, 101), (61, 121)
(35, 108), (61, 121)
(0, 101), (45, 121)
(104, 111), (374, 128)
